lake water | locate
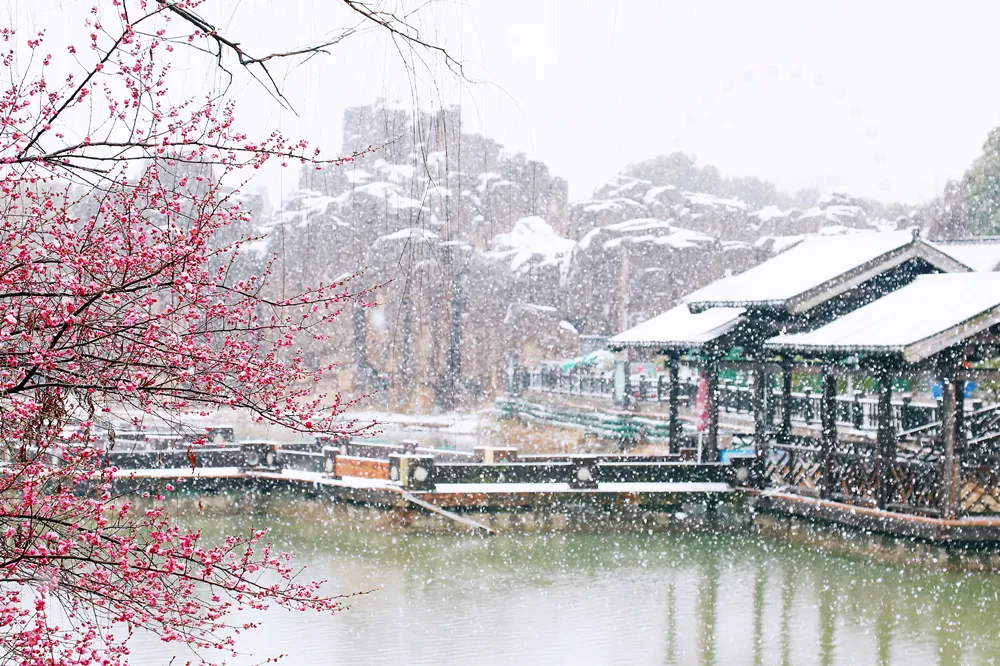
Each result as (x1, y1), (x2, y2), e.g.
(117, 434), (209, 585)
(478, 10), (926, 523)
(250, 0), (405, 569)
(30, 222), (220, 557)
(129, 496), (1000, 666)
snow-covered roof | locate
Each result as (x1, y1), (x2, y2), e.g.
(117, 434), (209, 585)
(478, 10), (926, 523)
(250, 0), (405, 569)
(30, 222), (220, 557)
(765, 273), (1000, 363)
(933, 238), (1000, 272)
(684, 230), (971, 314)
(609, 305), (745, 350)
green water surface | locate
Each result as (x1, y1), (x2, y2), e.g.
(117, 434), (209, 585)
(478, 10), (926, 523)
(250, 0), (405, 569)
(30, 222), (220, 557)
(128, 497), (1000, 666)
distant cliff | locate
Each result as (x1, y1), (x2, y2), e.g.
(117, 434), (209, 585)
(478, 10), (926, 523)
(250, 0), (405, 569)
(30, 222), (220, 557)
(238, 101), (911, 411)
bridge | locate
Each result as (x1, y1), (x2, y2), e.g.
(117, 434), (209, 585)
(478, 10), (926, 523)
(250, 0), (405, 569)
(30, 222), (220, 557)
(104, 435), (739, 535)
(505, 367), (966, 447)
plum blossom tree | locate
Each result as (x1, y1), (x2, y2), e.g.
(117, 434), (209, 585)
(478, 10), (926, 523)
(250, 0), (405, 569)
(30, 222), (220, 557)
(0, 1), (445, 663)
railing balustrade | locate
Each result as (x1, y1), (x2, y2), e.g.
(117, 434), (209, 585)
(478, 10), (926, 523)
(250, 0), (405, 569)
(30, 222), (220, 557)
(518, 367), (949, 435)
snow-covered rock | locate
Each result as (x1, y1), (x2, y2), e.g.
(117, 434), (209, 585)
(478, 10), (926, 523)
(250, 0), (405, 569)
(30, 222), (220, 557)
(235, 103), (908, 411)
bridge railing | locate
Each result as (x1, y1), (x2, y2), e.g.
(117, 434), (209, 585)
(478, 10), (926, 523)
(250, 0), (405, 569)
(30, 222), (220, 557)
(432, 459), (732, 485)
(520, 368), (958, 435)
(764, 412), (1000, 518)
(765, 436), (940, 515)
(99, 435), (740, 495)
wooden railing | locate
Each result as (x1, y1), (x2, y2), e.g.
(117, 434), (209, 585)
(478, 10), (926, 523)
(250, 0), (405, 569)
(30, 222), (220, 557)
(519, 368), (955, 435)
(764, 407), (1000, 518)
(98, 435), (738, 493)
(765, 436), (942, 515)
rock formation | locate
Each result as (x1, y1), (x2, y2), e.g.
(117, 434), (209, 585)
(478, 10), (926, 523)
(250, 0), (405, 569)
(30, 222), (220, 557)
(236, 101), (909, 411)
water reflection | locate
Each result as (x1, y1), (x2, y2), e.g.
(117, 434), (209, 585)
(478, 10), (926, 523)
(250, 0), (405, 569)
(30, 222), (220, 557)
(128, 497), (1000, 665)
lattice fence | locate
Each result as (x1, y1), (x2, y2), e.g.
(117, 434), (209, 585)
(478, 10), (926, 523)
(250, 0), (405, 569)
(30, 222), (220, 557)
(766, 443), (822, 493)
(889, 460), (940, 513)
(959, 464), (1000, 514)
(829, 449), (879, 503)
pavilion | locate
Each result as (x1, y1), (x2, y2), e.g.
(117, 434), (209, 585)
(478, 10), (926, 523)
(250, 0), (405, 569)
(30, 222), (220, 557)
(610, 229), (974, 460)
(610, 230), (1000, 525)
(764, 272), (1000, 518)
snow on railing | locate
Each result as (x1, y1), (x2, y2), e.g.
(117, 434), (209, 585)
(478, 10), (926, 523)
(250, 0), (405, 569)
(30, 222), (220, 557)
(517, 367), (967, 435)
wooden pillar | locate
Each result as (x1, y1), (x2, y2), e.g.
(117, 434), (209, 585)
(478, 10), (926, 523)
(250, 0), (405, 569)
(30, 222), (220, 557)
(779, 361), (793, 441)
(820, 369), (837, 499)
(705, 358), (720, 463)
(955, 378), (966, 452)
(668, 353), (681, 455)
(752, 362), (769, 453)
(940, 372), (962, 519)
(875, 369), (895, 510)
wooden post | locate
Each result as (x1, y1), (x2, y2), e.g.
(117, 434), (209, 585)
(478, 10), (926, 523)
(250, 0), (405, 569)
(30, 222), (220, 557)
(955, 379), (966, 456)
(752, 362), (769, 454)
(668, 354), (681, 455)
(322, 445), (341, 478)
(820, 370), (837, 500)
(705, 358), (720, 463)
(569, 455), (599, 489)
(474, 446), (518, 464)
(388, 454), (436, 491)
(940, 372), (962, 519)
(766, 377), (776, 427)
(876, 369), (895, 510)
(780, 361), (793, 441)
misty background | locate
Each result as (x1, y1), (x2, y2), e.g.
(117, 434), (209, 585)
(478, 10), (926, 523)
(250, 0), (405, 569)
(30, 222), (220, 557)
(18, 0), (1000, 413)
(21, 0), (1000, 204)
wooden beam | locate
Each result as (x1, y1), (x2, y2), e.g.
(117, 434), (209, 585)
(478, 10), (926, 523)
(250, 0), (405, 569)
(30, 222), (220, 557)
(959, 368), (1000, 383)
(399, 491), (495, 535)
(875, 369), (895, 510)
(903, 307), (1000, 364)
(717, 359), (784, 373)
(956, 380), (966, 452)
(820, 370), (837, 500)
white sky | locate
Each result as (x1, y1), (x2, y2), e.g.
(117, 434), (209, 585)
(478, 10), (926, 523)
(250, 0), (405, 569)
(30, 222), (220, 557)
(18, 0), (1000, 206)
